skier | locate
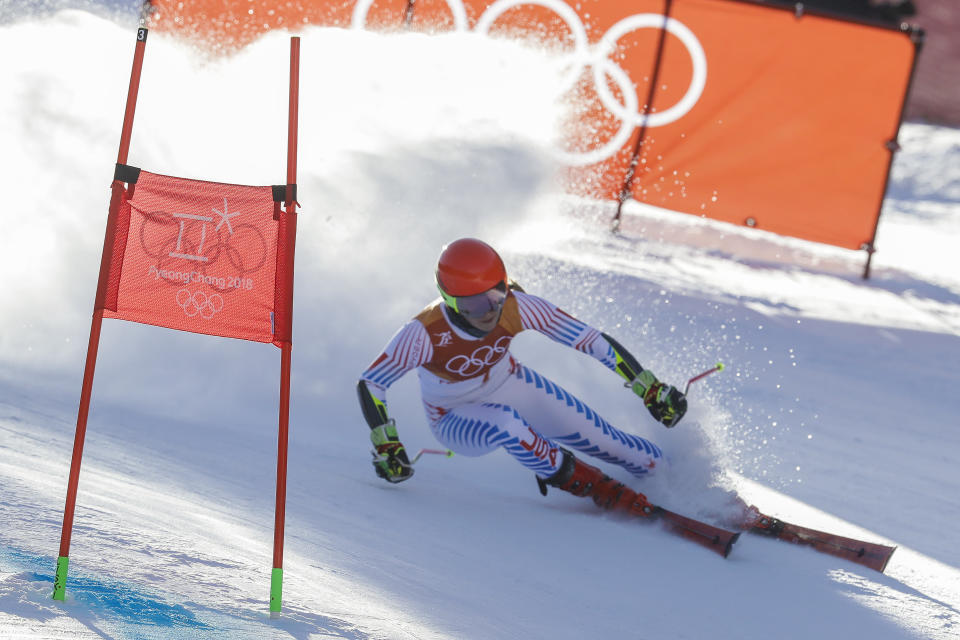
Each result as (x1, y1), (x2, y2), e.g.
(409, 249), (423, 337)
(357, 238), (687, 515)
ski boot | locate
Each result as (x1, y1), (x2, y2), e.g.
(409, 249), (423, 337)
(539, 449), (654, 517)
(738, 504), (786, 536)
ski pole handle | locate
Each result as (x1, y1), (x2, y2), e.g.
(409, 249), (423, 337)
(684, 362), (725, 395)
(411, 448), (455, 464)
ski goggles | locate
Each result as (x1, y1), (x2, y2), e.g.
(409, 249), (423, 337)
(440, 281), (508, 318)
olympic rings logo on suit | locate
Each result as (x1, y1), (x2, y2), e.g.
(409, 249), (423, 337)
(351, 0), (707, 167)
(445, 336), (512, 377)
(176, 288), (224, 319)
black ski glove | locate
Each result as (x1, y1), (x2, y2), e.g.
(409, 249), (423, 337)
(630, 370), (688, 427)
(370, 420), (414, 483)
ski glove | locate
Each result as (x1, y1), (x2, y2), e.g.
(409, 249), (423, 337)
(370, 420), (414, 483)
(630, 370), (688, 428)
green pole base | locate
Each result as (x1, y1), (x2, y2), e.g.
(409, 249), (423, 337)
(269, 567), (283, 616)
(52, 556), (69, 601)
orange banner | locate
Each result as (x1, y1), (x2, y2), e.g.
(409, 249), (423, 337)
(102, 170), (283, 343)
(146, 0), (918, 252)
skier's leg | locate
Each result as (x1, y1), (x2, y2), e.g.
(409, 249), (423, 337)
(426, 401), (564, 478)
(485, 363), (665, 477)
(426, 401), (654, 516)
(543, 447), (654, 516)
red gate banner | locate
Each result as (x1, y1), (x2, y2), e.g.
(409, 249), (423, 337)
(54, 29), (301, 613)
(145, 0), (918, 255)
(102, 169), (284, 344)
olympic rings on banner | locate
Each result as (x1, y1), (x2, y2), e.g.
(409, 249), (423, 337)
(593, 15), (706, 129)
(350, 1), (707, 166)
(176, 289), (225, 319)
(556, 58), (638, 167)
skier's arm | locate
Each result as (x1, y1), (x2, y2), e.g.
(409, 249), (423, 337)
(601, 332), (687, 428)
(357, 321), (433, 482)
(357, 379), (414, 482)
(514, 291), (687, 427)
(513, 290), (619, 370)
(600, 331), (646, 383)
(357, 379), (390, 428)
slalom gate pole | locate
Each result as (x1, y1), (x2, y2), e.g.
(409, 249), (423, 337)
(612, 0), (673, 230)
(54, 26), (148, 602)
(271, 35), (300, 618)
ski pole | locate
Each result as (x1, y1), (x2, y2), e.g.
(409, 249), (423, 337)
(684, 362), (725, 395)
(372, 448), (454, 468)
(411, 448), (454, 464)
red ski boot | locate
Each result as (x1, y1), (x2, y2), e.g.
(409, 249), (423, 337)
(542, 449), (654, 517)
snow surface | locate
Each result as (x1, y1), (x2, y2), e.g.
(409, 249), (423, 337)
(1, 8), (959, 640)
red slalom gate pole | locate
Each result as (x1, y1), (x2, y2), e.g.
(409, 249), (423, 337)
(270, 35), (300, 618)
(53, 27), (149, 602)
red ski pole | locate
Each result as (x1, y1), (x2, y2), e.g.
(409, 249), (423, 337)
(373, 448), (454, 467)
(411, 448), (454, 464)
(684, 362), (725, 395)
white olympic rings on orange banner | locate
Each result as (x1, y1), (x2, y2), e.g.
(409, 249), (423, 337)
(594, 15), (707, 129)
(350, 0), (707, 166)
(176, 289), (224, 319)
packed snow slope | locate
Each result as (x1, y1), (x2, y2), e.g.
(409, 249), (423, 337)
(2, 9), (959, 640)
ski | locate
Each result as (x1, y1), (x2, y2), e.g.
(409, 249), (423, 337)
(650, 506), (740, 558)
(747, 510), (895, 572)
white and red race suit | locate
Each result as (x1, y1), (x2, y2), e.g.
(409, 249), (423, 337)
(359, 290), (664, 478)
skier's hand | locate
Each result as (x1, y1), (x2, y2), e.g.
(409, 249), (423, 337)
(630, 370), (688, 427)
(370, 420), (414, 483)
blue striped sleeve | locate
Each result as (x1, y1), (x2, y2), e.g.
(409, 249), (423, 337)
(361, 320), (433, 391)
(514, 291), (617, 372)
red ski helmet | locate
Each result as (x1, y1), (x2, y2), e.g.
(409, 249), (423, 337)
(436, 238), (506, 296)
